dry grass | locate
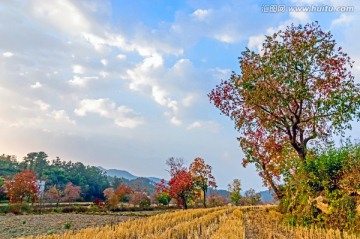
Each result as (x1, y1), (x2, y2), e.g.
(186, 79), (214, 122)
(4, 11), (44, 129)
(5, 206), (360, 239)
(243, 207), (359, 239)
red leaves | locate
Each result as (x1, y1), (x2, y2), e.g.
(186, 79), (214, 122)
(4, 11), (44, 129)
(114, 184), (133, 201)
(189, 157), (217, 207)
(4, 169), (39, 204)
(103, 184), (133, 209)
(164, 157), (217, 208)
(62, 182), (81, 202)
(168, 169), (193, 209)
(155, 179), (169, 194)
(209, 22), (360, 199)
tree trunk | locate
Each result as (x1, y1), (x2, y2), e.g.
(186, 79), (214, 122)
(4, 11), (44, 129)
(183, 198), (187, 209)
(203, 189), (207, 208)
(181, 195), (188, 209)
(263, 170), (283, 200)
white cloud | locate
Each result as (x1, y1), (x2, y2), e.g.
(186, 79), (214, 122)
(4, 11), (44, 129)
(68, 76), (99, 87)
(31, 82), (43, 89)
(214, 33), (236, 43)
(152, 85), (168, 106)
(170, 116), (182, 126)
(187, 120), (220, 133)
(117, 54), (127, 60)
(331, 14), (354, 28)
(82, 31), (178, 57)
(3, 52), (13, 58)
(51, 110), (75, 124)
(192, 9), (211, 21)
(74, 98), (143, 128)
(289, 11), (310, 23)
(101, 59), (108, 66)
(182, 95), (195, 107)
(99, 71), (109, 78)
(143, 54), (163, 68)
(29, 0), (91, 35)
(248, 35), (265, 53)
(34, 100), (50, 111)
(187, 121), (202, 130)
(72, 65), (85, 74)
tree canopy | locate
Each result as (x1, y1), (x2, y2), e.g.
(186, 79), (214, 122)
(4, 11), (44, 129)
(209, 22), (360, 198)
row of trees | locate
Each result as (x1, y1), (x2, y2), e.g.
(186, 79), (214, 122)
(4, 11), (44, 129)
(153, 157), (261, 209)
(153, 157), (217, 209)
(0, 152), (109, 201)
(100, 157), (262, 210)
(1, 153), (263, 210)
(227, 179), (261, 206)
(1, 169), (81, 205)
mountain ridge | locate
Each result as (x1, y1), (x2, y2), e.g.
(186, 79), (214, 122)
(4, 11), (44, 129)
(97, 166), (163, 184)
(98, 166), (274, 202)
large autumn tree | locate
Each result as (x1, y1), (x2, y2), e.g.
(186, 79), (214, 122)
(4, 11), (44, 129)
(4, 169), (39, 204)
(209, 22), (360, 199)
(189, 157), (217, 208)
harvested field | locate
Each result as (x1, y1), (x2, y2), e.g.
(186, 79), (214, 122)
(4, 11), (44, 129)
(0, 213), (137, 239)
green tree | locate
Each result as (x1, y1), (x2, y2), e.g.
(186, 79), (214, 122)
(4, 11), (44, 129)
(112, 176), (122, 189)
(228, 179), (241, 206)
(21, 152), (49, 179)
(0, 154), (20, 177)
(0, 176), (6, 200)
(155, 179), (171, 206)
(189, 157), (217, 208)
(209, 22), (360, 199)
(243, 188), (261, 205)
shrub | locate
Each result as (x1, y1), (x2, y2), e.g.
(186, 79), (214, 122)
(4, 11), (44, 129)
(280, 142), (360, 232)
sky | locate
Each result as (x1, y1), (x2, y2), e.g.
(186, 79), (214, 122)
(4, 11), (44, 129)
(0, 0), (360, 191)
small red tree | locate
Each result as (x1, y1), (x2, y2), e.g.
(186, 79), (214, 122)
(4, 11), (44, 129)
(154, 179), (171, 206)
(104, 184), (132, 209)
(114, 184), (133, 203)
(62, 182), (81, 203)
(189, 157), (217, 208)
(168, 169), (193, 209)
(4, 169), (39, 204)
(44, 185), (62, 206)
(103, 188), (114, 199)
(129, 191), (150, 208)
(103, 188), (117, 209)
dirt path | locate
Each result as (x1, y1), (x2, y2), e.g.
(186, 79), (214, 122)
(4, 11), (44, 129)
(0, 213), (136, 239)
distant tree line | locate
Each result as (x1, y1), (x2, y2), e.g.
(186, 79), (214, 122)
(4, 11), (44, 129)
(1, 152), (264, 211)
(0, 152), (109, 201)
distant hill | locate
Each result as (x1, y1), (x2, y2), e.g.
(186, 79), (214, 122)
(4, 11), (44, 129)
(208, 188), (230, 199)
(98, 167), (273, 202)
(258, 190), (275, 202)
(98, 166), (163, 184)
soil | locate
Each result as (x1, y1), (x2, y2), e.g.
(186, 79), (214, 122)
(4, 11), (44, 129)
(0, 213), (138, 239)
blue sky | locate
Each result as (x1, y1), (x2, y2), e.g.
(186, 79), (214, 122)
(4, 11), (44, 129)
(0, 0), (359, 191)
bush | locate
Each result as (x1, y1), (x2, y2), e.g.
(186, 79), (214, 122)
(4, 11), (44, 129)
(280, 142), (360, 232)
(61, 205), (87, 213)
(9, 203), (32, 214)
(139, 198), (151, 209)
(0, 205), (10, 214)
